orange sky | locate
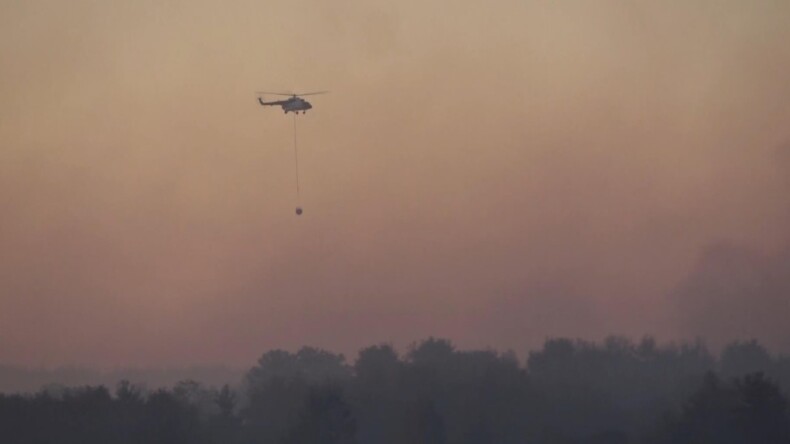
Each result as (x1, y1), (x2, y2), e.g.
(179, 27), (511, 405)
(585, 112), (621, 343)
(1, 1), (789, 367)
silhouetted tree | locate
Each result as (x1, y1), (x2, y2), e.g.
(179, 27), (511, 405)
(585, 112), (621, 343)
(528, 336), (715, 440)
(732, 373), (790, 443)
(243, 347), (351, 443)
(406, 399), (446, 444)
(284, 384), (357, 444)
(657, 372), (790, 444)
(720, 340), (773, 378)
(215, 384), (236, 420)
(247, 347), (351, 387)
(351, 344), (405, 444)
(137, 388), (205, 444)
(243, 377), (306, 442)
(209, 384), (241, 444)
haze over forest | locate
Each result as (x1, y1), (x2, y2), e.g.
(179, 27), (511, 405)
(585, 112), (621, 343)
(2, 0), (790, 373)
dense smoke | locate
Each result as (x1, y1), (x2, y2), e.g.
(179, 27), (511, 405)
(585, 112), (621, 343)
(1, 1), (789, 367)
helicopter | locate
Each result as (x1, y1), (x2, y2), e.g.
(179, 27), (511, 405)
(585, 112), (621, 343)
(256, 91), (327, 114)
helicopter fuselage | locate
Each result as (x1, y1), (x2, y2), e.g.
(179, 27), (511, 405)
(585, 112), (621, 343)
(259, 96), (313, 114)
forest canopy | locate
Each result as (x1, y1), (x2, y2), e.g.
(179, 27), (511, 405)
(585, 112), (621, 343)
(2, 337), (790, 444)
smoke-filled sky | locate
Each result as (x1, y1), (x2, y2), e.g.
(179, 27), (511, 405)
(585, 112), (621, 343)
(1, 1), (789, 367)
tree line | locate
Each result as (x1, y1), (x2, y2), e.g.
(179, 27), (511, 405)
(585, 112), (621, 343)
(1, 337), (790, 443)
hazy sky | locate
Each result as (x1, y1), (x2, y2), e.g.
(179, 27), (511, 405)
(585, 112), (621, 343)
(2, 0), (789, 367)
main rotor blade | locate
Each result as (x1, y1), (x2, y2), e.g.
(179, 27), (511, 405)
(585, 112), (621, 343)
(255, 91), (296, 96)
(295, 91), (329, 96)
